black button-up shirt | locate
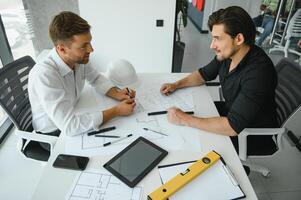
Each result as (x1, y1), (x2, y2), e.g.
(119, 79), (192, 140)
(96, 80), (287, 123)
(199, 45), (278, 133)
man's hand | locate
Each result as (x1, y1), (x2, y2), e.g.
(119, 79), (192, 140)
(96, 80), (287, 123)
(160, 83), (177, 95)
(115, 99), (136, 116)
(106, 87), (136, 101)
(167, 107), (189, 126)
(102, 99), (136, 124)
(117, 88), (136, 100)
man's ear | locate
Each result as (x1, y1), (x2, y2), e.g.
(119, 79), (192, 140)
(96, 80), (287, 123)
(56, 42), (68, 54)
(235, 33), (245, 45)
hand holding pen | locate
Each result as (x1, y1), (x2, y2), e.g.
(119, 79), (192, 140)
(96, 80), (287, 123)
(125, 87), (135, 99)
(116, 87), (136, 100)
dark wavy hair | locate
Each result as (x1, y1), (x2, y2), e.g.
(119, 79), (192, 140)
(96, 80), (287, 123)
(208, 6), (256, 45)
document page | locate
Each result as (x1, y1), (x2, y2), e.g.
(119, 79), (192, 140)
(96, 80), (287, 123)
(65, 112), (201, 157)
(135, 81), (196, 112)
(158, 159), (245, 200)
(65, 169), (142, 200)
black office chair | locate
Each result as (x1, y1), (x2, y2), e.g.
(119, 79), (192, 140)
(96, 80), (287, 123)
(238, 58), (301, 176)
(0, 56), (57, 162)
(206, 58), (301, 176)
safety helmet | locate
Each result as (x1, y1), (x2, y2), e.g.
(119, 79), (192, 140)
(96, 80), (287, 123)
(107, 59), (138, 86)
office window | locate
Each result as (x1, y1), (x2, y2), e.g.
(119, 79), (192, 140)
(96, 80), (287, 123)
(0, 0), (36, 61)
(0, 0), (35, 143)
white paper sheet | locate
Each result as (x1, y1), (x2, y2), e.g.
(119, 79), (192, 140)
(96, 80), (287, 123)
(158, 159), (245, 200)
(65, 169), (142, 200)
(66, 79), (202, 156)
(134, 81), (196, 112)
(65, 112), (202, 157)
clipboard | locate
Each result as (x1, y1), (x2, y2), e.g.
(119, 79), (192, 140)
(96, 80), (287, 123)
(148, 151), (245, 200)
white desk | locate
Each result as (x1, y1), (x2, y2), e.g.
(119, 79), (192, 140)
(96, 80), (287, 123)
(32, 73), (257, 200)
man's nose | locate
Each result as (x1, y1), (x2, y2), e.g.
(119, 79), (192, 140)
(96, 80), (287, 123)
(210, 40), (216, 49)
(87, 44), (94, 53)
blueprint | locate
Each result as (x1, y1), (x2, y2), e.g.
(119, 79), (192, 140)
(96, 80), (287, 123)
(64, 112), (192, 156)
(90, 77), (196, 114)
(65, 169), (142, 200)
(66, 80), (202, 156)
(135, 87), (194, 112)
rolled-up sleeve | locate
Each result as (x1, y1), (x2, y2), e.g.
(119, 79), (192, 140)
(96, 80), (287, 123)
(198, 57), (221, 81)
(227, 66), (275, 133)
(84, 64), (114, 94)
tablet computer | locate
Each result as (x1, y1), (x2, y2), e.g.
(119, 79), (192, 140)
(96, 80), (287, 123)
(103, 137), (168, 188)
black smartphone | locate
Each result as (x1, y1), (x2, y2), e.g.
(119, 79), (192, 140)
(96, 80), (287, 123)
(53, 154), (89, 170)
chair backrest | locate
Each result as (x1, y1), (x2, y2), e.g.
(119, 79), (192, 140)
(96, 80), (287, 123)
(275, 58), (301, 127)
(0, 56), (35, 132)
(286, 8), (301, 39)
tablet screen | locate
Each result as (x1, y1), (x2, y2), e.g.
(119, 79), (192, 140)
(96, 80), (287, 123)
(103, 137), (168, 187)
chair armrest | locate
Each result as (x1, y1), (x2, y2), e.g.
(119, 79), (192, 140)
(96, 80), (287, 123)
(205, 82), (224, 101)
(238, 128), (286, 161)
(205, 82), (220, 86)
(15, 130), (58, 152)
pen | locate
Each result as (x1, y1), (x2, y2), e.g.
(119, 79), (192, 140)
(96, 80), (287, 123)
(87, 126), (116, 136)
(95, 135), (120, 138)
(147, 111), (194, 116)
(103, 134), (133, 147)
(126, 87), (133, 98)
(143, 128), (169, 136)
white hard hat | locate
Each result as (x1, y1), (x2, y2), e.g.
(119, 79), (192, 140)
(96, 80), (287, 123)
(107, 59), (138, 86)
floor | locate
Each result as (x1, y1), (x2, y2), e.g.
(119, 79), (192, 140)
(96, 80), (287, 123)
(0, 128), (43, 200)
(181, 19), (301, 200)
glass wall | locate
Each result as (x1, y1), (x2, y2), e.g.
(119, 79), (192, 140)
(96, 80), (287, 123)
(0, 0), (79, 141)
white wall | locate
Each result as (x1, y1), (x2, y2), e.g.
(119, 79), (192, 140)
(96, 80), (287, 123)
(79, 0), (176, 73)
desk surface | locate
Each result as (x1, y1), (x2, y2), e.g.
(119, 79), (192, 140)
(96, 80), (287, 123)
(32, 73), (257, 200)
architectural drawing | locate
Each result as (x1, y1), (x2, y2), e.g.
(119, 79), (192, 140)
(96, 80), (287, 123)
(66, 169), (142, 200)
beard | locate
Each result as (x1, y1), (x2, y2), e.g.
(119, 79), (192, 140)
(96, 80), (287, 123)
(216, 47), (238, 61)
(215, 39), (239, 61)
(76, 54), (90, 64)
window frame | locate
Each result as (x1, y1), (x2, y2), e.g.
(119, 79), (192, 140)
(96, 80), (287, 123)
(0, 118), (13, 144)
(0, 14), (14, 145)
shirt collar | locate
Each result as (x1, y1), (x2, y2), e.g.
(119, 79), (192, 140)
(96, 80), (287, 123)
(225, 44), (254, 75)
(236, 44), (254, 69)
(50, 48), (73, 77)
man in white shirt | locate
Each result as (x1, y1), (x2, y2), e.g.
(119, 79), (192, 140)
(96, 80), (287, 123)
(28, 11), (136, 137)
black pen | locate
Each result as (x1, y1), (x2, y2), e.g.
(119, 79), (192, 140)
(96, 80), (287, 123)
(87, 126), (116, 136)
(95, 135), (120, 138)
(126, 87), (133, 98)
(103, 134), (133, 147)
(147, 111), (194, 116)
(143, 128), (168, 136)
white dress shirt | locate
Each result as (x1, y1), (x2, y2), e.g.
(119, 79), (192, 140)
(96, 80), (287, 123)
(28, 48), (114, 136)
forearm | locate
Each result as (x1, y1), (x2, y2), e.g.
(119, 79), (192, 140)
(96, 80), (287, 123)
(174, 71), (205, 89)
(185, 115), (238, 136)
(102, 107), (119, 124)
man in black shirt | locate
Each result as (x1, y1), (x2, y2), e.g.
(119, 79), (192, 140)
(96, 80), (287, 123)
(160, 6), (278, 153)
